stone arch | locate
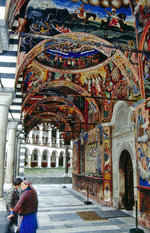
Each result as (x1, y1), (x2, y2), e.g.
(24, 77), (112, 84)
(112, 141), (137, 209)
(68, 150), (73, 168)
(31, 148), (40, 167)
(68, 151), (71, 168)
(43, 136), (48, 145)
(32, 133), (36, 144)
(111, 101), (134, 133)
(42, 149), (49, 167)
(51, 150), (58, 167)
(25, 147), (30, 167)
(35, 134), (39, 144)
(119, 150), (134, 210)
(59, 151), (64, 167)
(112, 101), (137, 212)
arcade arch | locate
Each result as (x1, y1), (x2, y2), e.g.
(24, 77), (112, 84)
(31, 149), (39, 167)
(42, 150), (49, 167)
(119, 150), (134, 210)
(111, 101), (137, 211)
(15, 32), (140, 144)
(24, 140), (73, 169)
(0, 1), (149, 229)
(51, 151), (57, 167)
(59, 151), (64, 167)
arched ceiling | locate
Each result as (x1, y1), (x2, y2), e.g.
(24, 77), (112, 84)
(17, 33), (141, 139)
(6, 0), (149, 141)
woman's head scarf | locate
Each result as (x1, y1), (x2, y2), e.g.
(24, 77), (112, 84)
(23, 179), (35, 191)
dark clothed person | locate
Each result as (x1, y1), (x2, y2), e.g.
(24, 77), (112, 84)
(7, 180), (38, 233)
(13, 186), (38, 215)
(6, 178), (22, 233)
(6, 186), (20, 211)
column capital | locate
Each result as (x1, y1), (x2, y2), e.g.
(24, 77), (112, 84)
(65, 145), (69, 150)
(8, 121), (18, 130)
(39, 125), (43, 130)
(0, 92), (13, 106)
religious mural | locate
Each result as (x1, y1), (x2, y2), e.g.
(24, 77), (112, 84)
(5, 0), (150, 228)
(19, 31), (142, 136)
(135, 99), (150, 226)
(141, 27), (150, 99)
(72, 139), (80, 174)
(23, 51), (140, 101)
(136, 101), (150, 188)
(130, 0), (150, 99)
(130, 0), (150, 40)
(36, 48), (107, 70)
(85, 127), (100, 174)
(9, 0), (136, 55)
(81, 125), (112, 203)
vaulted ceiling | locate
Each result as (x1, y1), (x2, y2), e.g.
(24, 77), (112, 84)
(6, 0), (150, 141)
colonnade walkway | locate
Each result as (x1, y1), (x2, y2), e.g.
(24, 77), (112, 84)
(0, 184), (149, 233)
(35, 184), (149, 233)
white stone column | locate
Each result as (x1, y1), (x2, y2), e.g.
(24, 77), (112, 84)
(14, 131), (20, 177)
(38, 154), (42, 168)
(47, 155), (51, 168)
(70, 140), (73, 149)
(56, 129), (60, 147)
(39, 125), (43, 145)
(48, 127), (52, 146)
(132, 160), (138, 218)
(0, 93), (13, 198)
(56, 156), (59, 168)
(63, 156), (65, 168)
(5, 121), (18, 184)
(28, 154), (31, 168)
(64, 146), (69, 176)
(16, 138), (21, 177)
(70, 157), (73, 168)
(18, 139), (26, 177)
(29, 130), (33, 144)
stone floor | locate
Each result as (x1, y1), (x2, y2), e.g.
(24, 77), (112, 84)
(1, 184), (150, 233)
(35, 184), (150, 233)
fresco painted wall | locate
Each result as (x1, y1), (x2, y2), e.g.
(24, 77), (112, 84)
(130, 0), (150, 98)
(72, 139), (80, 175)
(16, 0), (136, 51)
(6, 0), (150, 228)
(135, 99), (150, 227)
(72, 125), (112, 204)
(19, 32), (142, 136)
(13, 0), (148, 102)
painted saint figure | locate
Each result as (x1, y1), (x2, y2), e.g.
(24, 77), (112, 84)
(105, 8), (123, 31)
(75, 4), (91, 20)
(75, 4), (87, 19)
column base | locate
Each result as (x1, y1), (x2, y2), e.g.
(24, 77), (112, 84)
(4, 183), (12, 192)
(84, 201), (93, 205)
(25, 165), (31, 168)
(0, 198), (6, 211)
(63, 173), (70, 177)
(129, 228), (144, 233)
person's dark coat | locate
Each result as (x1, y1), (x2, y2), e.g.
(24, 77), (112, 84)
(13, 188), (38, 216)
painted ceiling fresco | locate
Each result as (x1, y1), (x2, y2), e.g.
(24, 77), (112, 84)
(6, 0), (150, 140)
(17, 0), (137, 53)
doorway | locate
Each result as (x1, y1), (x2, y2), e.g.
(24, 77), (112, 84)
(119, 150), (134, 210)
